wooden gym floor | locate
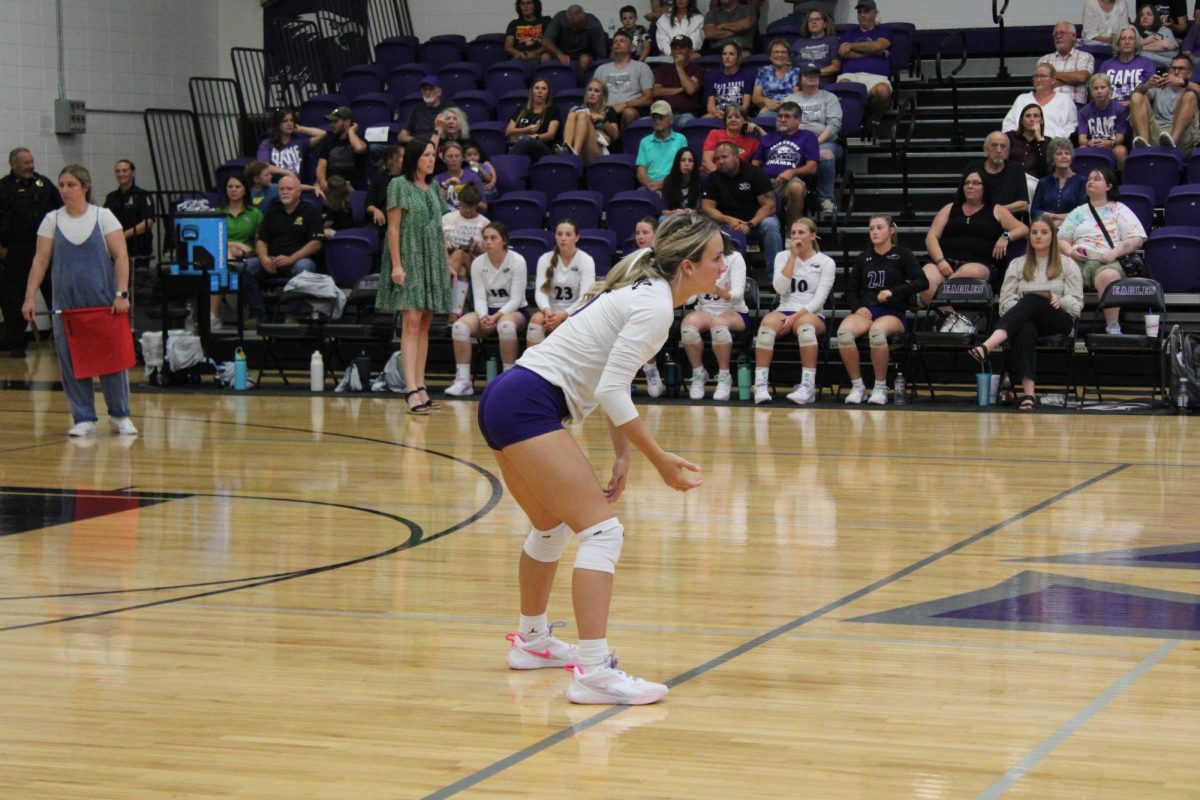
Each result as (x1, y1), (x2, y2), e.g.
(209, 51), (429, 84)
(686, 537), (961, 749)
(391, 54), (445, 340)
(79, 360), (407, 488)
(1, 350), (1198, 798)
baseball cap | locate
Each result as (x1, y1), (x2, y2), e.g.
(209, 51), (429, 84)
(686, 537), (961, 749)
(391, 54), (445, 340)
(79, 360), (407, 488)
(419, 74), (440, 87)
(326, 106), (354, 121)
(650, 100), (673, 116)
(799, 61), (821, 75)
(855, 0), (878, 10)
(670, 34), (693, 49)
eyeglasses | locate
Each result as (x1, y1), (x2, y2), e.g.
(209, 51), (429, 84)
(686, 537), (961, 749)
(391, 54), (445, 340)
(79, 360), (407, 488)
(963, 180), (983, 186)
(1168, 66), (1190, 72)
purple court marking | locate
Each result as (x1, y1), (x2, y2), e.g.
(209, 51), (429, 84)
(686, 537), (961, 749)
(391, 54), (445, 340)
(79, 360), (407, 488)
(1011, 542), (1200, 570)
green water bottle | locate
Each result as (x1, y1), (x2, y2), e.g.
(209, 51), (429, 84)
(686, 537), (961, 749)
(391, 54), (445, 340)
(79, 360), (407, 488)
(486, 355), (499, 382)
(737, 357), (751, 401)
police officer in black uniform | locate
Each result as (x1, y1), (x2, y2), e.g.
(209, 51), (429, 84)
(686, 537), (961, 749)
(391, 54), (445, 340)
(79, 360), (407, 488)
(0, 147), (62, 357)
(103, 159), (155, 264)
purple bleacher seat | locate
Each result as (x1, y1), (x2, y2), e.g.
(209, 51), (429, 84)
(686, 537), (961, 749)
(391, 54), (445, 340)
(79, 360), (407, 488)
(490, 153), (531, 193)
(530, 155), (582, 197)
(554, 89), (585, 121)
(579, 228), (619, 276)
(723, 228), (747, 253)
(341, 64), (385, 100)
(486, 61), (532, 97)
(584, 155), (638, 204)
(1145, 226), (1200, 292)
(394, 94), (423, 130)
(681, 118), (722, 155)
(1077, 42), (1112, 62)
(604, 190), (662, 246)
(765, 19), (804, 35)
(549, 190), (604, 229)
(1188, 151), (1200, 185)
(696, 54), (722, 68)
(1072, 146), (1116, 178)
(451, 90), (496, 123)
(350, 190), (367, 227)
(490, 190), (547, 232)
(743, 55), (770, 69)
(438, 62), (484, 97)
(349, 93), (396, 128)
(1118, 184), (1155, 233)
(534, 62), (580, 95)
(386, 64), (434, 103)
(467, 34), (508, 70)
(1124, 147), (1183, 206)
(421, 35), (467, 72)
(374, 36), (419, 70)
(1165, 185), (1200, 228)
(887, 25), (915, 79)
(470, 121), (507, 159)
(497, 90), (529, 127)
(620, 117), (654, 156)
(509, 228), (555, 277)
(324, 228), (381, 288)
(824, 83), (866, 138)
(299, 94), (345, 127)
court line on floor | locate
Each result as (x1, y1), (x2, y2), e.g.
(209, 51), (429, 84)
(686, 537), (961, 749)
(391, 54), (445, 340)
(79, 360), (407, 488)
(423, 462), (1132, 799)
(975, 639), (1180, 799)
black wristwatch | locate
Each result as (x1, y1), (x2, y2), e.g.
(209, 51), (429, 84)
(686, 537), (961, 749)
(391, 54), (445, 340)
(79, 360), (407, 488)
(115, 291), (129, 299)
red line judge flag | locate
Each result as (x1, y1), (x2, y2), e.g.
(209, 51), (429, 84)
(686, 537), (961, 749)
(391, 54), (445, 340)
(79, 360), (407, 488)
(58, 307), (136, 379)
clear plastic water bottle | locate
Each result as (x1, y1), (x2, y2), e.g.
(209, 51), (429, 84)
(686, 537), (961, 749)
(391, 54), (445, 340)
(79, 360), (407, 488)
(607, 17), (617, 36)
(894, 370), (906, 406)
(1178, 377), (1189, 413)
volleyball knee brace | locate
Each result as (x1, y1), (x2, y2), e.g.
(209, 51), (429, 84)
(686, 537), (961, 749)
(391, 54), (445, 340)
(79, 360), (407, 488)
(836, 328), (857, 349)
(868, 327), (889, 348)
(527, 323), (545, 344)
(796, 324), (817, 347)
(451, 320), (471, 342)
(574, 517), (624, 574)
(711, 326), (732, 346)
(755, 327), (777, 351)
(497, 320), (518, 342)
(523, 522), (572, 563)
(679, 325), (702, 346)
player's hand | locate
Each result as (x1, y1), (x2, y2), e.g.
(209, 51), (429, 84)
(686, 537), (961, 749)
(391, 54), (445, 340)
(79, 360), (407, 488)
(604, 456), (629, 502)
(656, 452), (703, 492)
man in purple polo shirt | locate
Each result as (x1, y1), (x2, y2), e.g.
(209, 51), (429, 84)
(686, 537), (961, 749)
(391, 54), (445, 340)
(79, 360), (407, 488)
(837, 0), (892, 120)
(752, 101), (819, 225)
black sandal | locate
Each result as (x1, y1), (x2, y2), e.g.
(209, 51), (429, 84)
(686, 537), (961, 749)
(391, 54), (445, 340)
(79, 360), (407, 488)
(1018, 395), (1037, 412)
(417, 386), (438, 409)
(404, 389), (431, 415)
(968, 343), (990, 363)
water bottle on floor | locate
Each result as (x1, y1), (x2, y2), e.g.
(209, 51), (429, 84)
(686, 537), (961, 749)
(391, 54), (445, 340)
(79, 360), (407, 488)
(310, 350), (324, 392)
(894, 370), (906, 406)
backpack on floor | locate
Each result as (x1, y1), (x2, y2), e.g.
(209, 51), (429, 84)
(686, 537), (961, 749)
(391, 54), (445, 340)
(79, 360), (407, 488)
(1165, 325), (1200, 409)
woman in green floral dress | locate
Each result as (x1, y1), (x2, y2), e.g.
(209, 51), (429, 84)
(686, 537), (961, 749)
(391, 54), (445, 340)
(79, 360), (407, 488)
(378, 137), (452, 414)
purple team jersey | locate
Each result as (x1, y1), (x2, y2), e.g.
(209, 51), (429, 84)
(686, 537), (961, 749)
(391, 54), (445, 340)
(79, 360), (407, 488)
(838, 26), (892, 76)
(1076, 100), (1130, 140)
(754, 130), (821, 178)
(705, 66), (756, 110)
(1100, 56), (1157, 102)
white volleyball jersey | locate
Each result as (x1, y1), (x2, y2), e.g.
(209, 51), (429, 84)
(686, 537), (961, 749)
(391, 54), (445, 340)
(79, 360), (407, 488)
(517, 275), (674, 426)
(693, 251), (749, 315)
(771, 250), (836, 314)
(533, 249), (597, 313)
(470, 250), (528, 315)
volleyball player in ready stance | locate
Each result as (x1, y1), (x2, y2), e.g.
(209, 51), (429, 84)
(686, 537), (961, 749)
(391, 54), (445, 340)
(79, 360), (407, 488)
(479, 216), (721, 704)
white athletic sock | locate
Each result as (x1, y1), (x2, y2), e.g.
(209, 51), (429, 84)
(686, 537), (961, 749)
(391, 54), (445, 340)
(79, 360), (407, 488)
(502, 362), (515, 371)
(519, 613), (549, 639)
(852, 377), (865, 389)
(755, 367), (769, 383)
(455, 363), (470, 380)
(802, 368), (816, 386)
(578, 638), (610, 672)
(717, 369), (731, 379)
(874, 379), (887, 390)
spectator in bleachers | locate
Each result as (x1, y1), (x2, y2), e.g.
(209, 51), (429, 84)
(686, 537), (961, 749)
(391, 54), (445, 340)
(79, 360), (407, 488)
(1039, 21), (1095, 105)
(445, 221), (528, 396)
(1127, 53), (1199, 151)
(837, 0), (893, 120)
(618, 5), (653, 61)
(528, 218), (596, 346)
(377, 138), (453, 414)
(645, 0), (672, 22)
(968, 216), (1083, 411)
(442, 183), (489, 321)
(1076, 73), (1130, 170)
(321, 175), (355, 234)
(434, 108), (499, 195)
(1057, 166), (1146, 333)
(316, 107), (368, 195)
(703, 0), (756, 57)
(1, 147), (62, 357)
(653, 35), (705, 124)
(752, 38), (802, 118)
(783, 0), (838, 27)
(1082, 0), (1135, 46)
(248, 174), (322, 324)
(654, 0), (706, 62)
(103, 160), (154, 264)
(257, 107), (326, 184)
(542, 4), (607, 70)
(704, 43), (755, 117)
(753, 100), (819, 226)
(701, 104), (765, 172)
(661, 147), (703, 215)
(968, 132), (1031, 215)
(1101, 26), (1158, 102)
(1135, 3), (1181, 67)
(921, 170), (1028, 311)
(505, 0), (553, 62)
(399, 76), (444, 144)
(752, 216), (835, 405)
(637, 101), (689, 192)
(1182, 7), (1200, 73)
(784, 63), (843, 215)
(463, 143), (499, 200)
(838, 213), (926, 405)
(212, 173), (262, 331)
(435, 141), (487, 211)
(366, 145), (403, 232)
(1032, 138), (1088, 225)
(1159, 0), (1192, 36)
(682, 233), (748, 401)
(632, 216), (667, 397)
(563, 79), (620, 162)
(701, 140), (783, 270)
(1001, 64), (1080, 139)
(245, 160), (279, 212)
(789, 8), (842, 83)
(505, 78), (562, 162)
(594, 30), (656, 130)
(1005, 104), (1051, 199)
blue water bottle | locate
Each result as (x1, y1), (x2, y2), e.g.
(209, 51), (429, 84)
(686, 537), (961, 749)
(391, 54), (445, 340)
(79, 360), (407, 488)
(233, 347), (248, 390)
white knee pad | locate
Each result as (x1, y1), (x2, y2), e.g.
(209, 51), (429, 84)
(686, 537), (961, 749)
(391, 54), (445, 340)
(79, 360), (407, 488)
(796, 324), (817, 347)
(451, 320), (471, 342)
(836, 328), (857, 349)
(527, 323), (545, 344)
(574, 517), (624, 574)
(497, 320), (518, 342)
(868, 327), (889, 348)
(755, 327), (777, 351)
(711, 326), (732, 346)
(679, 325), (702, 346)
(523, 522), (572, 563)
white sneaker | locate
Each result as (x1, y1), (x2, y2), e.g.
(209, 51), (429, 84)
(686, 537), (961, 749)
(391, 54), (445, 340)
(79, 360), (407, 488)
(940, 312), (974, 334)
(1132, 135), (1149, 149)
(787, 383), (816, 405)
(844, 385), (867, 404)
(565, 656), (668, 705)
(688, 368), (707, 400)
(753, 381), (772, 404)
(505, 624), (580, 670)
(445, 377), (474, 396)
(867, 386), (888, 405)
(67, 420), (97, 437)
(712, 372), (732, 401)
(209, 314), (224, 332)
(108, 416), (138, 435)
(645, 370), (665, 398)
(1106, 325), (1122, 335)
(820, 198), (835, 215)
(1158, 131), (1176, 148)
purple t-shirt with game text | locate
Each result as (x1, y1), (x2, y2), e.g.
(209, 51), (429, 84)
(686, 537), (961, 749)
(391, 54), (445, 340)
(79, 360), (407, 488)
(838, 26), (892, 77)
(753, 129), (820, 178)
(704, 66), (756, 111)
(1077, 100), (1130, 140)
(1100, 56), (1157, 102)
